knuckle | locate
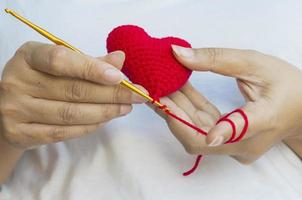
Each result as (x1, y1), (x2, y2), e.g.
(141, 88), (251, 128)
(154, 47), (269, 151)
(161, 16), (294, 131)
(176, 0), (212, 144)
(0, 99), (19, 118)
(204, 48), (223, 69)
(1, 69), (22, 91)
(81, 59), (95, 80)
(65, 80), (89, 102)
(48, 46), (67, 72)
(2, 121), (23, 147)
(15, 41), (34, 57)
(0, 81), (17, 93)
(0, 86), (29, 122)
(112, 85), (132, 103)
(49, 127), (68, 142)
(57, 103), (81, 124)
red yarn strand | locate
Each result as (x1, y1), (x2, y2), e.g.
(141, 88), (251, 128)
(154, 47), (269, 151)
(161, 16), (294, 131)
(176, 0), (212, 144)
(164, 110), (208, 136)
(216, 118), (236, 144)
(153, 100), (249, 176)
(182, 155), (203, 176)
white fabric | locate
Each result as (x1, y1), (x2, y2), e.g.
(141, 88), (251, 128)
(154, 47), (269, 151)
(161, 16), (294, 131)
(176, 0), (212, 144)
(0, 0), (302, 199)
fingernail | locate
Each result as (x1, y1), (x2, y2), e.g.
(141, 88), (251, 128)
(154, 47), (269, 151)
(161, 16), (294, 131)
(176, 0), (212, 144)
(104, 67), (123, 83)
(208, 136), (224, 147)
(120, 105), (132, 115)
(171, 45), (194, 58)
(207, 122), (231, 146)
(107, 51), (125, 63)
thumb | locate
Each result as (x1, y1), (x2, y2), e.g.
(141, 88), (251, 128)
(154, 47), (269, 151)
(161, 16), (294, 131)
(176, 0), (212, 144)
(171, 45), (266, 79)
(98, 50), (125, 71)
(205, 102), (271, 146)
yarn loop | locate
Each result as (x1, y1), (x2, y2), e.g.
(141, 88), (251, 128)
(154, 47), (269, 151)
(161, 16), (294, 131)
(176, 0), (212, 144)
(151, 98), (249, 176)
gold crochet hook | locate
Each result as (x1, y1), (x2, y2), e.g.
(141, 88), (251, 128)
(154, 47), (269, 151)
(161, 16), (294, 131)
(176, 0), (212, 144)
(4, 8), (166, 109)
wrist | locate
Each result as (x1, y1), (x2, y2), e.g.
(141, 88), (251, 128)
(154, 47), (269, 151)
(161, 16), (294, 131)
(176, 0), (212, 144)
(0, 133), (24, 184)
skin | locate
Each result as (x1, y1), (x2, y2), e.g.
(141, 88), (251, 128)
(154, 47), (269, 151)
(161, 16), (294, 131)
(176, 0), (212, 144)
(151, 45), (302, 164)
(0, 41), (147, 184)
(1, 42), (301, 184)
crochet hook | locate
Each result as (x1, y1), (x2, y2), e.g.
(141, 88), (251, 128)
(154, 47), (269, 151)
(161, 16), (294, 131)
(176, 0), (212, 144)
(4, 8), (167, 109)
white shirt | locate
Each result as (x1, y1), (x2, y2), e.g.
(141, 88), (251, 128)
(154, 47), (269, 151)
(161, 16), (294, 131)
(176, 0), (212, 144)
(0, 0), (302, 199)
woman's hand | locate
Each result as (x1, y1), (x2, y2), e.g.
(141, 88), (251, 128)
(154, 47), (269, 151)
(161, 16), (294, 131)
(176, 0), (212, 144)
(0, 41), (146, 150)
(152, 45), (302, 164)
(150, 82), (221, 153)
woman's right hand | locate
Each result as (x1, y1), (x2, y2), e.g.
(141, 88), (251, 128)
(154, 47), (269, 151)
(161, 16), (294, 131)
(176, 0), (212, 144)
(0, 41), (146, 150)
(152, 45), (302, 165)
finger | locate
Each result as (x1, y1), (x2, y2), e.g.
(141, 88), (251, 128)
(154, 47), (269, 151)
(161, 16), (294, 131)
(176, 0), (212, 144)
(159, 97), (207, 152)
(22, 42), (123, 85)
(26, 98), (132, 125)
(205, 102), (272, 146)
(18, 123), (101, 146)
(27, 72), (147, 103)
(147, 96), (177, 120)
(149, 97), (248, 156)
(180, 82), (220, 120)
(146, 101), (167, 119)
(171, 45), (270, 79)
(59, 81), (147, 104)
(98, 50), (125, 70)
(168, 91), (216, 128)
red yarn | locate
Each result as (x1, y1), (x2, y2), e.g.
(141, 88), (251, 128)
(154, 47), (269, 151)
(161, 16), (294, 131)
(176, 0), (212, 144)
(216, 118), (236, 143)
(182, 109), (249, 176)
(217, 109), (249, 143)
(165, 110), (208, 136)
(156, 102), (249, 176)
(106, 25), (249, 176)
(182, 155), (203, 176)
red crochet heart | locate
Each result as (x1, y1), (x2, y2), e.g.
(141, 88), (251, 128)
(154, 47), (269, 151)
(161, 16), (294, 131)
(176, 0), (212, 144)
(106, 25), (192, 99)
